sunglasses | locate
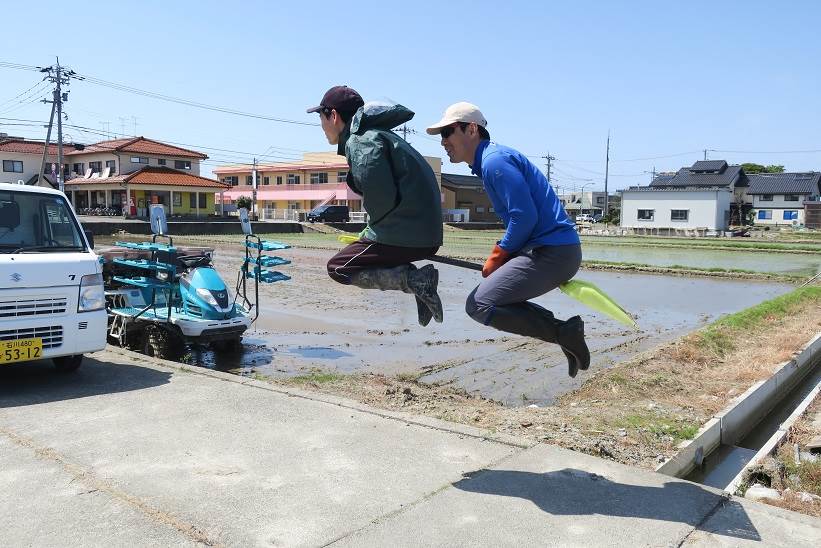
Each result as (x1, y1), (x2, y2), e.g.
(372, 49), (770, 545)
(440, 123), (467, 139)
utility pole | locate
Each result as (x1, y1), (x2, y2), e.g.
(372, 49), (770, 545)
(56, 61), (66, 193)
(37, 92), (57, 187)
(38, 59), (73, 192)
(252, 157), (258, 220)
(604, 131), (610, 218)
(542, 153), (556, 181)
(703, 149), (708, 160)
(395, 125), (416, 142)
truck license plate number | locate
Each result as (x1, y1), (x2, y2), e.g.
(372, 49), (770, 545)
(0, 338), (43, 365)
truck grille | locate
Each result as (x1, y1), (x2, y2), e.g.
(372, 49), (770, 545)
(0, 297), (68, 318)
(0, 326), (63, 349)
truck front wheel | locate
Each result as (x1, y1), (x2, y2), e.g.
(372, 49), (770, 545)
(53, 355), (83, 373)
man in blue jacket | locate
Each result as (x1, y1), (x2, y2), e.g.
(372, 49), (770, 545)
(427, 102), (590, 377)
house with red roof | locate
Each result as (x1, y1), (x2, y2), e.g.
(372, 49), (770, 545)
(1, 135), (227, 217)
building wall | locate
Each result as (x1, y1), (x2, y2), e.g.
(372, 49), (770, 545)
(447, 186), (496, 222)
(1, 151), (47, 183)
(67, 152), (202, 177)
(750, 193), (811, 225)
(620, 190), (731, 230)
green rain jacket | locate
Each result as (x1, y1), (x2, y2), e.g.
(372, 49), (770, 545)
(338, 102), (443, 248)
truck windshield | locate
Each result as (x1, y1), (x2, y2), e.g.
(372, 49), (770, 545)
(0, 190), (86, 253)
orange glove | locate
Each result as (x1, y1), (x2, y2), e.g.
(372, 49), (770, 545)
(482, 244), (511, 278)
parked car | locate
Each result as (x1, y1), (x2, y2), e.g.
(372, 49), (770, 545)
(592, 214), (603, 223)
(306, 205), (350, 223)
(575, 214), (593, 224)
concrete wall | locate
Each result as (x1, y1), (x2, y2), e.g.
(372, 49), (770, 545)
(79, 220), (307, 236)
(620, 190), (731, 230)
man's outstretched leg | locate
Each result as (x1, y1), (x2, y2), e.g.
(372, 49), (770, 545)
(348, 264), (443, 324)
(326, 240), (443, 326)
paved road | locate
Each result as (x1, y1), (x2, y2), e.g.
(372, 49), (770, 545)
(1, 348), (819, 547)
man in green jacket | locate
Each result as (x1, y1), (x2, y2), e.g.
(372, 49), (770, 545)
(307, 86), (444, 326)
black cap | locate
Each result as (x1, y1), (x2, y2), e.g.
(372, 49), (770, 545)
(306, 85), (364, 114)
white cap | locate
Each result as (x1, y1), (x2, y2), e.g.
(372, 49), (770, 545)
(426, 102), (487, 135)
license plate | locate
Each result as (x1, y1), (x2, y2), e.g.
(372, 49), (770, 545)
(0, 338), (44, 365)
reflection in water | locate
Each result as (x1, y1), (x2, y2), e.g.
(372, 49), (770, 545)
(582, 243), (820, 276)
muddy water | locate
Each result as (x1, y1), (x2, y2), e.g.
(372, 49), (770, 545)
(179, 245), (793, 407)
(582, 242), (820, 276)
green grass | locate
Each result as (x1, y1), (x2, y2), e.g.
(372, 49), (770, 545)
(618, 413), (700, 441)
(286, 371), (346, 384)
(697, 286), (821, 356)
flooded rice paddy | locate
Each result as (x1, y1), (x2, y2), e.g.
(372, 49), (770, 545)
(176, 244), (795, 406)
(580, 241), (820, 277)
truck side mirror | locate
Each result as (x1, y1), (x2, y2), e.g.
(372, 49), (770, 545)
(84, 229), (95, 249)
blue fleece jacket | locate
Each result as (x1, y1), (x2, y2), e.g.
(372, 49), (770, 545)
(471, 140), (579, 252)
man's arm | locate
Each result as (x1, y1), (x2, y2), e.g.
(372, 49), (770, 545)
(483, 153), (537, 252)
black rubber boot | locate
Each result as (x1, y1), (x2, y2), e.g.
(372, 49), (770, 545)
(556, 315), (590, 374)
(407, 264), (443, 324)
(415, 296), (433, 327)
(348, 265), (441, 326)
(485, 302), (589, 377)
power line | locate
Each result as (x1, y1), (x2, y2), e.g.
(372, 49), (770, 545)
(72, 71), (320, 127)
(708, 148), (821, 155)
(0, 61), (42, 72)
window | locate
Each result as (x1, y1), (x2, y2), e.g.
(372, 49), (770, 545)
(783, 210), (798, 220)
(759, 194), (773, 202)
(310, 172), (329, 184)
(337, 171), (348, 183)
(784, 194), (800, 202)
(175, 160), (191, 170)
(596, 196), (604, 204)
(263, 176), (270, 186)
(157, 158), (166, 166)
(188, 193), (207, 209)
(246, 175), (254, 186)
(671, 209), (689, 221)
(2, 160), (23, 173)
(758, 210), (772, 220)
(276, 176), (283, 185)
(72, 162), (85, 174)
(89, 161), (102, 173)
(131, 156), (149, 164)
(287, 174), (300, 184)
(476, 206), (485, 213)
(637, 209), (654, 221)
(105, 160), (116, 175)
(223, 176), (238, 186)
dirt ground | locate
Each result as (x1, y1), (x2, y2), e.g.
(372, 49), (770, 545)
(99, 235), (815, 469)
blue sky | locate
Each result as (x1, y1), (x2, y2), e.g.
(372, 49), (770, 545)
(2, 0), (820, 191)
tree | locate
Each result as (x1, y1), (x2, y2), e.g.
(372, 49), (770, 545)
(236, 195), (252, 211)
(741, 163), (785, 174)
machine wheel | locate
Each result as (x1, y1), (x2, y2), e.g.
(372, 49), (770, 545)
(212, 337), (242, 353)
(53, 355), (83, 373)
(144, 324), (184, 360)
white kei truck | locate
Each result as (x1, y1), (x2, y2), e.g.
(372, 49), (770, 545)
(0, 182), (106, 372)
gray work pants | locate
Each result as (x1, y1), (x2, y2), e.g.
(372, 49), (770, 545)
(465, 244), (582, 327)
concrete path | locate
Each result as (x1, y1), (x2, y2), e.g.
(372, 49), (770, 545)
(1, 349), (819, 547)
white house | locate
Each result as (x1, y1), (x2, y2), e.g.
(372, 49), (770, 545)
(620, 187), (732, 231)
(747, 172), (820, 226)
(620, 160), (747, 232)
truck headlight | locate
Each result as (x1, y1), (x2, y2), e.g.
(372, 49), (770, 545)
(196, 287), (219, 307)
(78, 273), (105, 312)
